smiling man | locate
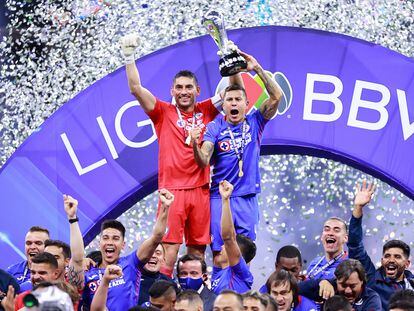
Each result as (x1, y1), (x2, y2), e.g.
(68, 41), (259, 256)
(306, 216), (348, 281)
(14, 252), (60, 309)
(120, 35), (243, 277)
(348, 180), (414, 311)
(83, 189), (174, 311)
(138, 244), (173, 306)
(299, 259), (381, 310)
(191, 50), (282, 254)
(7, 226), (50, 287)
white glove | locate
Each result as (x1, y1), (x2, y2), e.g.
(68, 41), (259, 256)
(120, 33), (141, 64)
(217, 40), (238, 57)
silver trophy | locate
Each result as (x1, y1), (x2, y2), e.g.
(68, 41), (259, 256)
(202, 10), (247, 77)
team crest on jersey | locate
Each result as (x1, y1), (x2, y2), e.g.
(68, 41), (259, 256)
(176, 120), (186, 128)
(219, 141), (231, 151)
(88, 280), (99, 292)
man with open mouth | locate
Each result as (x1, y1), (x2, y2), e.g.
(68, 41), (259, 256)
(306, 216), (349, 282)
(348, 180), (414, 311)
(82, 189), (174, 311)
(6, 226), (50, 289)
(191, 48), (282, 258)
(138, 244), (174, 306)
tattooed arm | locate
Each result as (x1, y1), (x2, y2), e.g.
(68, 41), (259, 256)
(192, 137), (214, 168)
(238, 51), (282, 120)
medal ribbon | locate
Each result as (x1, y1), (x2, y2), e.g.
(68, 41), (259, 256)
(307, 250), (345, 279)
(176, 106), (195, 145)
(227, 120), (247, 177)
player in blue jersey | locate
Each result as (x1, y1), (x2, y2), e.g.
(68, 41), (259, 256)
(306, 217), (348, 281)
(7, 226), (50, 288)
(299, 259), (382, 311)
(84, 189), (174, 311)
(191, 50), (282, 253)
(210, 180), (256, 294)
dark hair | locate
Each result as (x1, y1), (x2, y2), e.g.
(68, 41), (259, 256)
(173, 70), (198, 86)
(383, 240), (410, 258)
(101, 220), (126, 239)
(242, 290), (268, 308)
(325, 217), (348, 232)
(28, 226), (50, 236)
(217, 290), (244, 310)
(389, 289), (414, 310)
(323, 295), (352, 311)
(176, 289), (203, 305)
(265, 269), (299, 307)
(276, 245), (302, 264)
(334, 259), (366, 285)
(223, 84), (247, 100)
(149, 280), (177, 299)
(31, 252), (58, 269)
(236, 234), (256, 264)
(261, 293), (278, 311)
(177, 254), (207, 276)
(86, 250), (102, 264)
(45, 239), (71, 259)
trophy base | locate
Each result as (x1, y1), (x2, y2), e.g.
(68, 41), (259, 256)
(219, 51), (247, 77)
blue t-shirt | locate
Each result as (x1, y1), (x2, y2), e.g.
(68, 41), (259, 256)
(6, 260), (30, 288)
(203, 110), (267, 198)
(306, 252), (348, 281)
(82, 252), (144, 311)
(211, 257), (253, 294)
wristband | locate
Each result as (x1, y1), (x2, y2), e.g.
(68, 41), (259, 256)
(69, 217), (79, 224)
(124, 54), (135, 64)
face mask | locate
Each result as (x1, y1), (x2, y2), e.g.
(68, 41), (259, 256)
(178, 277), (203, 290)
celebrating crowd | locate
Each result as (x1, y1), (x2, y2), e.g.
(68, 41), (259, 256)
(0, 34), (413, 311)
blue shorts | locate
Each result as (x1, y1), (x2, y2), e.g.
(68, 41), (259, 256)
(210, 194), (259, 251)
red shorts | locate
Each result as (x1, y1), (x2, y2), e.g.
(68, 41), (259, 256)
(157, 185), (210, 246)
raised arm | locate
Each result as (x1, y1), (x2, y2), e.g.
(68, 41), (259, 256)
(238, 50), (282, 120)
(352, 180), (375, 219)
(191, 128), (214, 168)
(64, 194), (85, 289)
(136, 189), (174, 263)
(120, 34), (156, 113)
(220, 180), (241, 267)
(90, 265), (123, 311)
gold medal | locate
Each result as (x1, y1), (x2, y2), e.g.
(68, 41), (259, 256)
(238, 159), (244, 177)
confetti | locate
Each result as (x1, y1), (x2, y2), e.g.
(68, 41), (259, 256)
(1, 0), (413, 286)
